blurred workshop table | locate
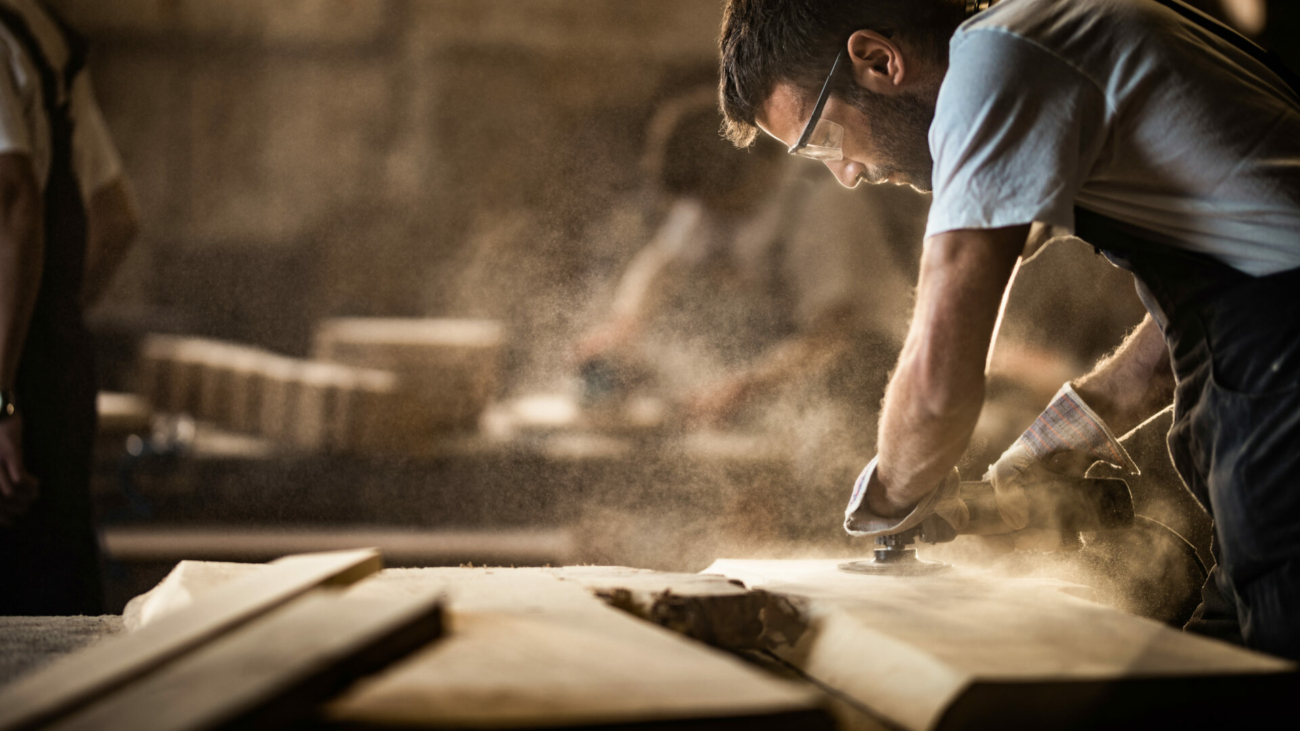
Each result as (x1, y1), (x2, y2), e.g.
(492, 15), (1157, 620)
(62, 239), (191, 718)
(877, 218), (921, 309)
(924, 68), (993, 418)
(89, 400), (823, 612)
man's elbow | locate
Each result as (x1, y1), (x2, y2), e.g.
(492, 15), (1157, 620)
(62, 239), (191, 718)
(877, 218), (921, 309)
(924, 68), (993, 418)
(895, 353), (987, 423)
(91, 179), (140, 251)
(915, 379), (985, 424)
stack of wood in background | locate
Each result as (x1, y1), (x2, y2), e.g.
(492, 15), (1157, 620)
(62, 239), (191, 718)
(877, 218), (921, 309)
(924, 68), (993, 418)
(313, 318), (504, 432)
(136, 319), (503, 454)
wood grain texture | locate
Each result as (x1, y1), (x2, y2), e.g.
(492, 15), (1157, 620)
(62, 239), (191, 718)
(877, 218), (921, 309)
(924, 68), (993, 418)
(553, 566), (767, 650)
(47, 591), (443, 731)
(326, 567), (829, 729)
(706, 559), (1296, 731)
(0, 549), (381, 731)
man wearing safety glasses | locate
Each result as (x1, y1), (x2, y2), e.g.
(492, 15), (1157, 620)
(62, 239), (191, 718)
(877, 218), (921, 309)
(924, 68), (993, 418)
(719, 0), (1300, 659)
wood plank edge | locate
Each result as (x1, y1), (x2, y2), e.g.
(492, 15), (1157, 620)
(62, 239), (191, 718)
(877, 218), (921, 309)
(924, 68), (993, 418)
(0, 549), (382, 731)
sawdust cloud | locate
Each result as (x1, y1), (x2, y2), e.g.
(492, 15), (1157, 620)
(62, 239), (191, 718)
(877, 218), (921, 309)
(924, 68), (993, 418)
(409, 67), (1207, 627)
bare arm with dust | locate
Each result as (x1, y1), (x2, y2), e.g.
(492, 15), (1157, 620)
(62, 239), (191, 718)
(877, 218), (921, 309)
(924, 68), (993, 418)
(868, 225), (1027, 518)
(1071, 315), (1174, 439)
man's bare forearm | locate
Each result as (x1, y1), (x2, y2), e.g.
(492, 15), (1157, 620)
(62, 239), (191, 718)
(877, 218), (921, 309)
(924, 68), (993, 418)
(81, 178), (139, 307)
(0, 154), (44, 389)
(869, 226), (1027, 517)
(1071, 314), (1173, 436)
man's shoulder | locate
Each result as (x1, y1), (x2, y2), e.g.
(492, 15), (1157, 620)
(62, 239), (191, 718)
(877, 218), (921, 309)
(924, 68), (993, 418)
(955, 0), (1152, 53)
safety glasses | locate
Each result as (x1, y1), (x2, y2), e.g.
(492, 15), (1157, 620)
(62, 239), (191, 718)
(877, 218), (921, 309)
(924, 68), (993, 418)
(788, 50), (845, 161)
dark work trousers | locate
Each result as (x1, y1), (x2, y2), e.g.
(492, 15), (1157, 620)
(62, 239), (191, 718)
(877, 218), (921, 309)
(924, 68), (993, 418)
(1076, 207), (1300, 660)
(0, 5), (101, 616)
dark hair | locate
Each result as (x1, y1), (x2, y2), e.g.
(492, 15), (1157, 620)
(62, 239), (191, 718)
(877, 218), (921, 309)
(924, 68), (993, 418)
(643, 87), (781, 198)
(718, 0), (964, 147)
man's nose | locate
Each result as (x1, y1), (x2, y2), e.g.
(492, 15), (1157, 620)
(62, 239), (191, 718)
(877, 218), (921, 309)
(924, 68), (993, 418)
(824, 160), (862, 189)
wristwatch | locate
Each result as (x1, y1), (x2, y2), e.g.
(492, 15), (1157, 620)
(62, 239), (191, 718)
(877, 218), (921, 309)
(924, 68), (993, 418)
(0, 390), (17, 421)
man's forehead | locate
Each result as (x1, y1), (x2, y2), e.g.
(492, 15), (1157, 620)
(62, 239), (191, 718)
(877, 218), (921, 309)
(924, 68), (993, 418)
(755, 81), (811, 148)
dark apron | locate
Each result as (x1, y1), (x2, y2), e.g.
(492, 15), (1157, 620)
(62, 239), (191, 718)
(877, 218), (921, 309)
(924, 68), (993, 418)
(1075, 209), (1300, 656)
(0, 2), (101, 616)
(1067, 0), (1300, 659)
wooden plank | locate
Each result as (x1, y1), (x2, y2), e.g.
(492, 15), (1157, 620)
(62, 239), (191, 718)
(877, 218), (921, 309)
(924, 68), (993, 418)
(96, 392), (153, 436)
(313, 317), (504, 432)
(325, 567), (831, 729)
(552, 566), (767, 650)
(706, 559), (1296, 731)
(0, 549), (381, 731)
(48, 591), (443, 731)
(104, 527), (577, 570)
(255, 355), (304, 442)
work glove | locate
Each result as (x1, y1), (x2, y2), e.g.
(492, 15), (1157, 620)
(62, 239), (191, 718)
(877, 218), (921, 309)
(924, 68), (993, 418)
(986, 383), (1139, 532)
(843, 456), (966, 539)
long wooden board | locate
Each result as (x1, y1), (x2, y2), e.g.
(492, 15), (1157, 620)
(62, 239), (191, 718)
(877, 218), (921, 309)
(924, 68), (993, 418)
(0, 549), (381, 731)
(48, 590), (442, 731)
(325, 567), (830, 729)
(706, 559), (1296, 730)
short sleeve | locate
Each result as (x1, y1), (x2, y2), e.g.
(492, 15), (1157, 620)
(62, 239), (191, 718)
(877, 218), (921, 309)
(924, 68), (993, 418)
(70, 70), (124, 199)
(926, 29), (1109, 238)
(0, 38), (32, 157)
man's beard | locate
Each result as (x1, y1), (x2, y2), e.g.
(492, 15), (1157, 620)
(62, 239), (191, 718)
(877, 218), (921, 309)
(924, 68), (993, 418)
(843, 84), (936, 192)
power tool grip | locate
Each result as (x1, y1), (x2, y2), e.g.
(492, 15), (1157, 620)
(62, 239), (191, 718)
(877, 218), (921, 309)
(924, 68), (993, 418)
(955, 476), (1133, 537)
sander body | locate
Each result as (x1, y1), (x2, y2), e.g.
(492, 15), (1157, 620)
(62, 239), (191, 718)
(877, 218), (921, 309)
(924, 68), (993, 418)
(839, 475), (1135, 576)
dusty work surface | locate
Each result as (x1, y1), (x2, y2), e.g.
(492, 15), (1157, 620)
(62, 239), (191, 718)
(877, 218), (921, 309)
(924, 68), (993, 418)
(708, 558), (1296, 731)
(6, 557), (1296, 731)
(112, 560), (831, 730)
(0, 616), (125, 689)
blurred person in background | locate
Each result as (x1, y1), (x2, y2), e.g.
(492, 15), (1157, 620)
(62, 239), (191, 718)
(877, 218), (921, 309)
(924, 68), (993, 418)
(574, 88), (929, 533)
(0, 0), (137, 615)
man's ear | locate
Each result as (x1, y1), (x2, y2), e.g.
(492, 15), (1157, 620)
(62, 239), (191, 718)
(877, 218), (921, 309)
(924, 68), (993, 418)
(846, 30), (906, 94)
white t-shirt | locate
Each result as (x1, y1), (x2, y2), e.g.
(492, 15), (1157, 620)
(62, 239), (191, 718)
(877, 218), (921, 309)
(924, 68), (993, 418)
(927, 0), (1300, 276)
(0, 0), (122, 201)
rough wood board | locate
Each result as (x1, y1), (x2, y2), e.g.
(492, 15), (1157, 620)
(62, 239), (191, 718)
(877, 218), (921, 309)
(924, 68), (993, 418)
(326, 567), (828, 729)
(706, 559), (1295, 731)
(0, 549), (381, 731)
(49, 591), (443, 731)
(122, 563), (762, 651)
(552, 566), (766, 650)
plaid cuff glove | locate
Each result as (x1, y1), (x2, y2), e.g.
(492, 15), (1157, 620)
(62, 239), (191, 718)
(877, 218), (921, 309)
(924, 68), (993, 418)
(985, 383), (1138, 531)
(1016, 383), (1139, 473)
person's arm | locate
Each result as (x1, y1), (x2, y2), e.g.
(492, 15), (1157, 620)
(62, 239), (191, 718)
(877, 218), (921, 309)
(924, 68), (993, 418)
(1071, 313), (1173, 431)
(80, 177), (139, 307)
(573, 201), (701, 364)
(571, 240), (678, 364)
(867, 225), (1027, 518)
(685, 303), (855, 424)
(0, 152), (42, 518)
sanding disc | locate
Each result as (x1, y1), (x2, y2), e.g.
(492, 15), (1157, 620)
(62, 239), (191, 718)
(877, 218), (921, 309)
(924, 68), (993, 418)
(838, 558), (951, 576)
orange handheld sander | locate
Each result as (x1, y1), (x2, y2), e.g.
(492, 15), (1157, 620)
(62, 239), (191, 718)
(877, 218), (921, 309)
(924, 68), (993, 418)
(839, 475), (1134, 576)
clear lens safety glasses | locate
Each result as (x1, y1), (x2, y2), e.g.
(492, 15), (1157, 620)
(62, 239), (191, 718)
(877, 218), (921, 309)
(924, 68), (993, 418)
(793, 117), (844, 161)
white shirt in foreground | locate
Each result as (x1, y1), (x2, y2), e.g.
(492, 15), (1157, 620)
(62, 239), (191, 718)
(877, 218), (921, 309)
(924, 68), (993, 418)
(0, 0), (123, 201)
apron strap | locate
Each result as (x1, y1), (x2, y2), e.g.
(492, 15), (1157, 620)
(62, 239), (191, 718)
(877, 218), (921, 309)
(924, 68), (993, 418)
(0, 2), (72, 124)
(1151, 0), (1299, 99)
